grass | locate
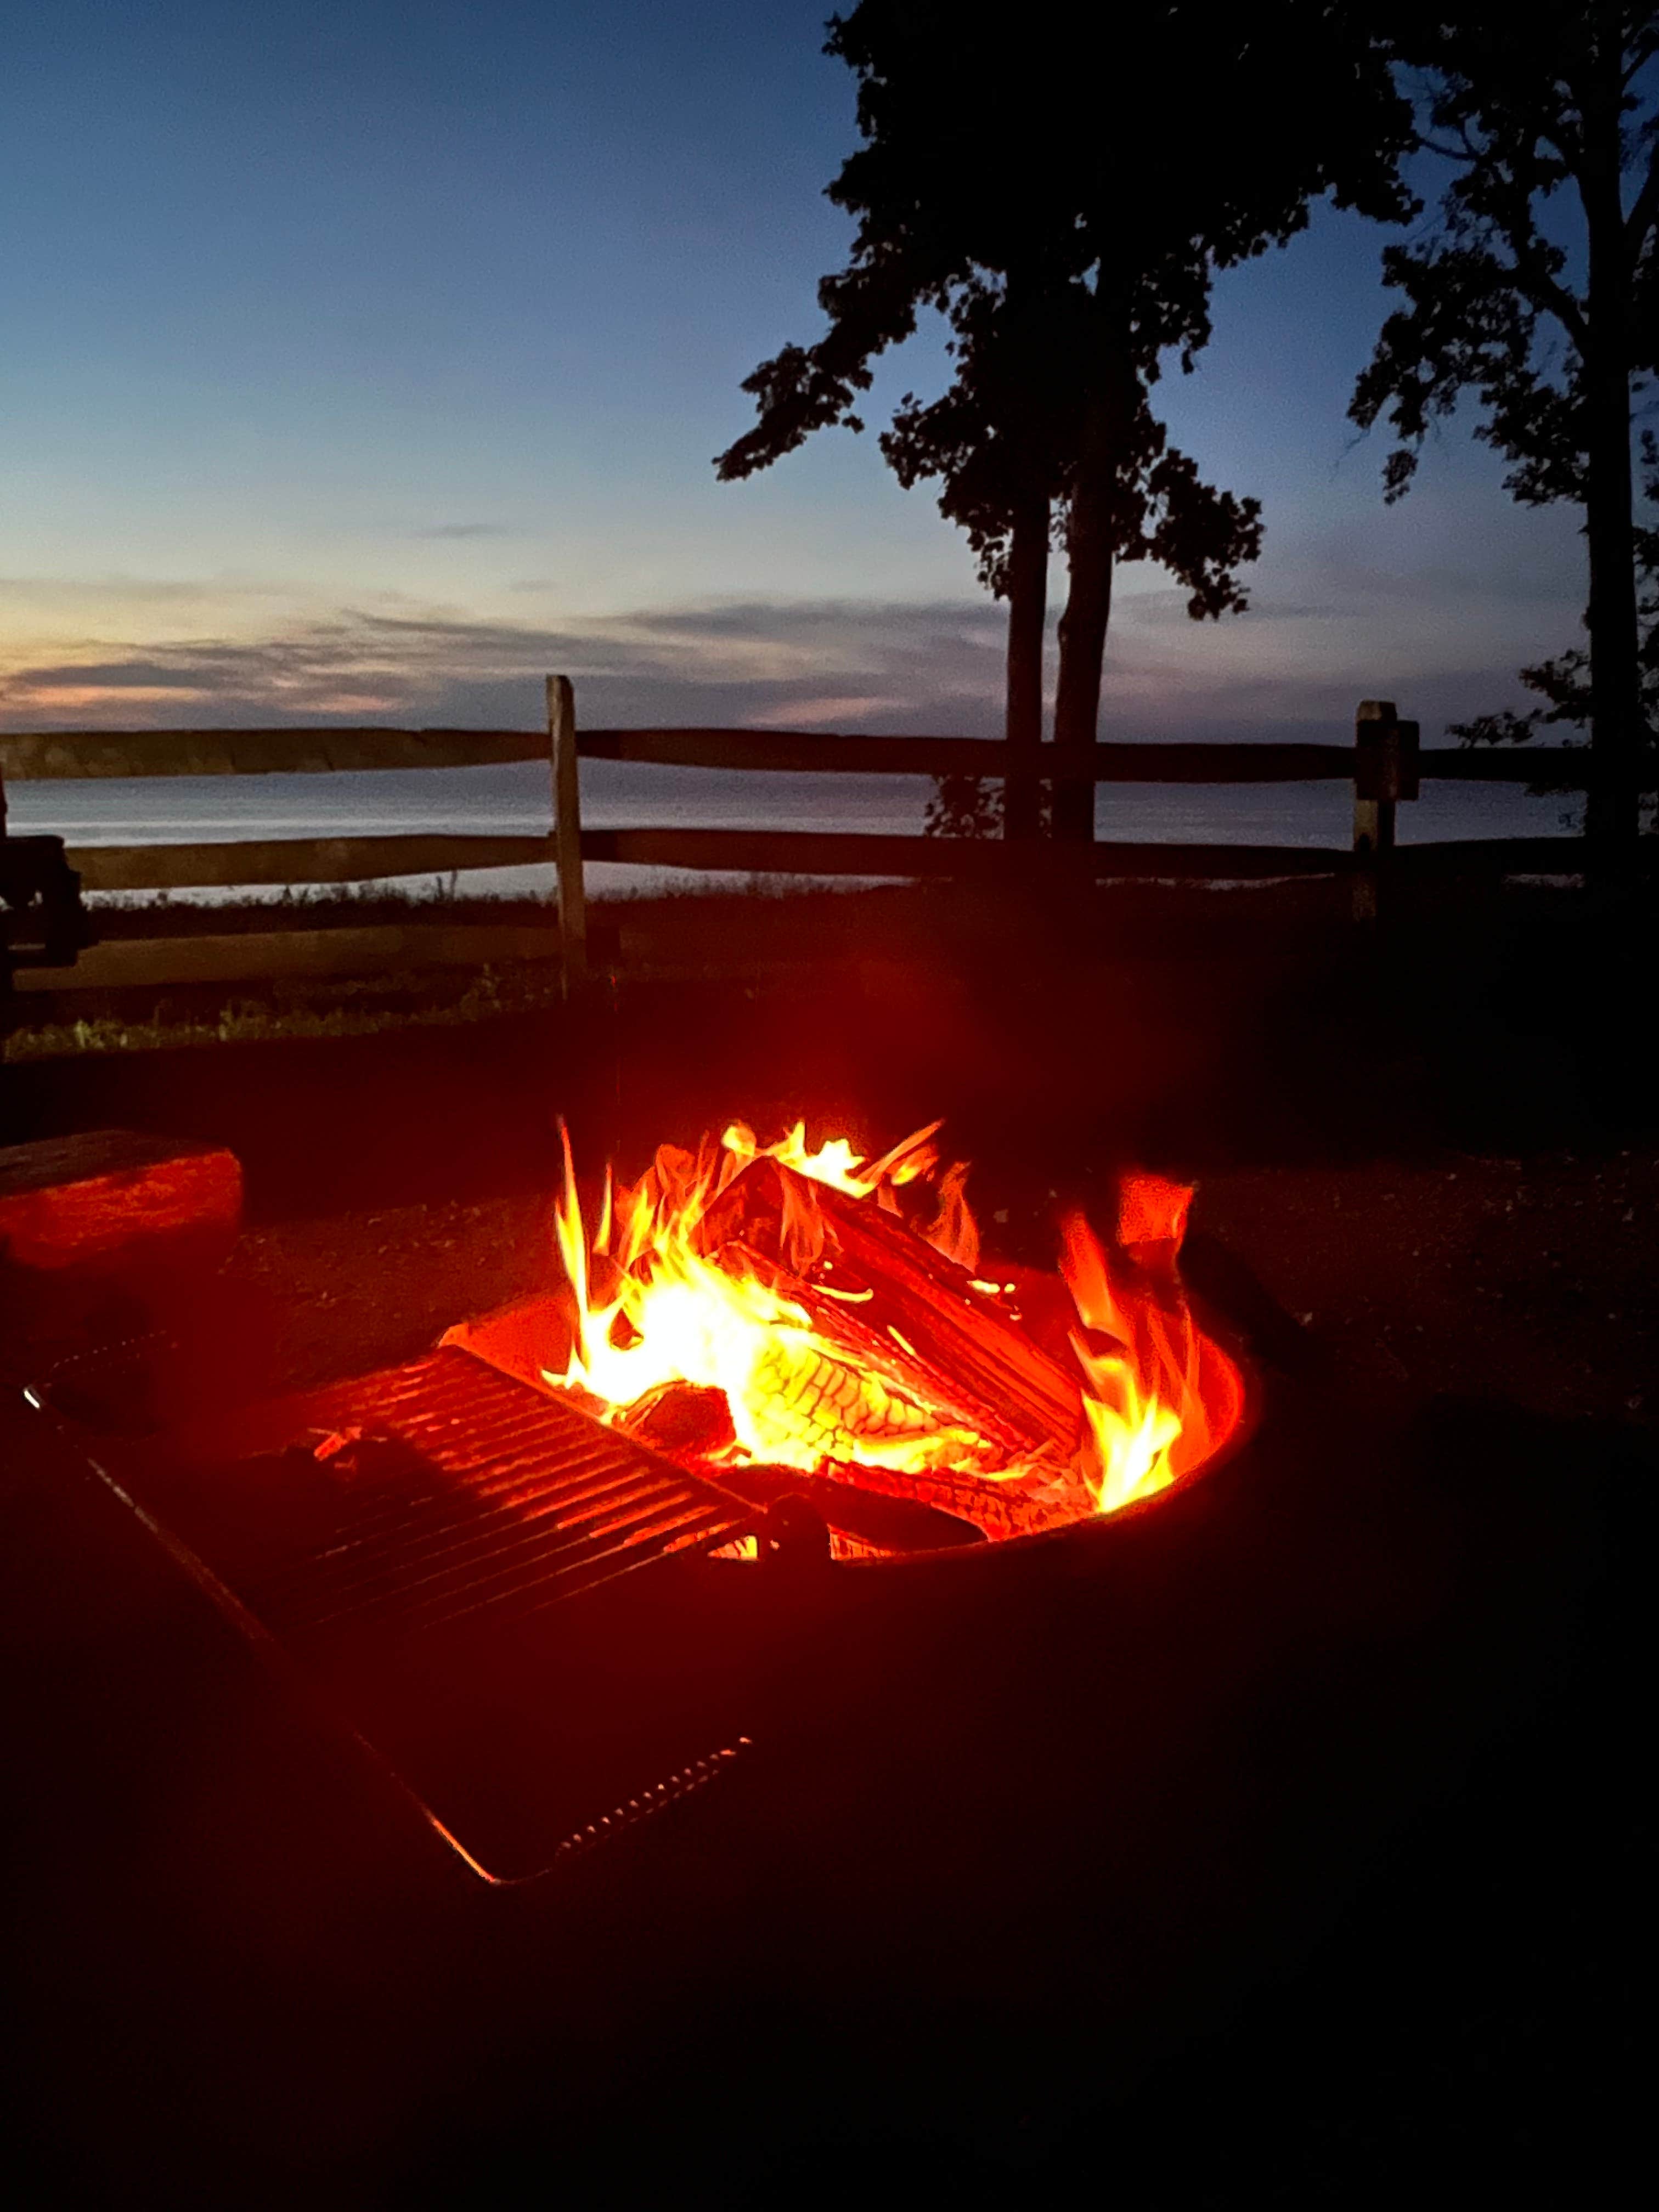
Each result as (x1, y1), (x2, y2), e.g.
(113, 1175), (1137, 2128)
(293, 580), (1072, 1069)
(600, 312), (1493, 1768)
(83, 869), (872, 939)
(8, 868), (1608, 1066)
(2, 961), (566, 1060)
(4, 867), (914, 1061)
(83, 873), (540, 938)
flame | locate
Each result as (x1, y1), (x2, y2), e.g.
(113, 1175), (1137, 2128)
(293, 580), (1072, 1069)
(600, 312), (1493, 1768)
(546, 1120), (1244, 1538)
(1059, 1208), (1242, 1514)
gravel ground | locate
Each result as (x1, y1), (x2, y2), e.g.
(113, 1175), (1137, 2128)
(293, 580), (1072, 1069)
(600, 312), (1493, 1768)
(1199, 1147), (1659, 1424)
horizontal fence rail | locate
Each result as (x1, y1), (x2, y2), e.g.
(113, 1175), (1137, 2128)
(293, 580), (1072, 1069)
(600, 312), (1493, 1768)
(575, 827), (1351, 879)
(575, 729), (1614, 787)
(1, 682), (1642, 1002)
(577, 730), (1362, 780)
(68, 833), (556, 895)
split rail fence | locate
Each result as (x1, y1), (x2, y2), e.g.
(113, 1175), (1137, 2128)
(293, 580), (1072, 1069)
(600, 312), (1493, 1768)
(0, 675), (1619, 997)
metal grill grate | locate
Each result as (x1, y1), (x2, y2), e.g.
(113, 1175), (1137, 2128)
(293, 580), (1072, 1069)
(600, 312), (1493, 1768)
(28, 1339), (771, 1882)
(192, 1348), (755, 1646)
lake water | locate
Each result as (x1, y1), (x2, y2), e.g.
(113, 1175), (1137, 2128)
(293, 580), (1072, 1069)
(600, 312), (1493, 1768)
(4, 757), (1581, 905)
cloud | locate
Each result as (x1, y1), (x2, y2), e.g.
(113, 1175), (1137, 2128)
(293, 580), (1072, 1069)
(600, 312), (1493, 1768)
(411, 522), (516, 540)
(0, 583), (1559, 744)
(0, 597), (1006, 736)
(758, 694), (911, 727)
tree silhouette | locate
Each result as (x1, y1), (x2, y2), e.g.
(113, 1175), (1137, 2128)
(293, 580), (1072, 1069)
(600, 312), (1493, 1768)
(1451, 434), (1659, 813)
(879, 276), (1076, 838)
(1350, 4), (1659, 859)
(716, 3), (1412, 843)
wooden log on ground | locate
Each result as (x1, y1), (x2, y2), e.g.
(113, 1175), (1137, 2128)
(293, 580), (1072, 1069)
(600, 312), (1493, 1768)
(0, 1130), (241, 1273)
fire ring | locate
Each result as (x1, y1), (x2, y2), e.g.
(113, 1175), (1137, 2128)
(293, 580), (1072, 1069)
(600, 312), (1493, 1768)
(449, 1118), (1252, 1564)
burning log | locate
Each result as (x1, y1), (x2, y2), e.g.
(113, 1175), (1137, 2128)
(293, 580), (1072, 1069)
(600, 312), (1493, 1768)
(809, 1175), (1085, 1455)
(607, 1376), (990, 1554)
(716, 1237), (1024, 1463)
(540, 1115), (1245, 1541)
(618, 1379), (737, 1459)
(698, 1158), (1083, 1460)
(817, 1453), (1069, 1542)
(715, 1460), (986, 1553)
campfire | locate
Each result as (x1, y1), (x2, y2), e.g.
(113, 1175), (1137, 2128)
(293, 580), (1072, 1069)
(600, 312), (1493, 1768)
(499, 1119), (1248, 1559)
(21, 1112), (1255, 1879)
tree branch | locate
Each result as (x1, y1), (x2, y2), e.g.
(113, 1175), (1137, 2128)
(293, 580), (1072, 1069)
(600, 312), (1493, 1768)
(1511, 241), (1590, 354)
(1627, 133), (1659, 256)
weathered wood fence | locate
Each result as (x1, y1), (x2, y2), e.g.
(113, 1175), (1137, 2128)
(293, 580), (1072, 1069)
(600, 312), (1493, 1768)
(0, 676), (1616, 996)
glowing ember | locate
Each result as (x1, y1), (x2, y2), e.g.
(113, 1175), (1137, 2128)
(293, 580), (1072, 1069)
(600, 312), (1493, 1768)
(544, 1119), (1245, 1543)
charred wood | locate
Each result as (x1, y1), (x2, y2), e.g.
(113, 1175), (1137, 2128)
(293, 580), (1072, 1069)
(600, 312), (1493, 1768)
(695, 1158), (1084, 1459)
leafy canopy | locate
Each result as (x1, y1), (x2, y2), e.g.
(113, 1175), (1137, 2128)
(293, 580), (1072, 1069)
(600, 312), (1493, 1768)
(718, 3), (1414, 605)
(1350, 5), (1659, 508)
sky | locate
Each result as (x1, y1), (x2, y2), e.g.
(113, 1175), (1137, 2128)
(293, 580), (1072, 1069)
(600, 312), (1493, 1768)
(0, 0), (1591, 746)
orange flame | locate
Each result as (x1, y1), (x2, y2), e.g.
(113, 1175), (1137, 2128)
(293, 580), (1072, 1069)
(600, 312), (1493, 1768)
(1058, 1209), (1243, 1514)
(546, 1120), (1244, 1539)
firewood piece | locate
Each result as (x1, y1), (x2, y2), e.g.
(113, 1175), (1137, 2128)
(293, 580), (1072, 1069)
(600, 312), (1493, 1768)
(816, 1455), (1071, 1543)
(617, 1380), (737, 1459)
(713, 1462), (985, 1552)
(718, 1238), (1032, 1461)
(698, 1155), (1080, 1454)
(692, 1154), (812, 1271)
(797, 1172), (1084, 1455)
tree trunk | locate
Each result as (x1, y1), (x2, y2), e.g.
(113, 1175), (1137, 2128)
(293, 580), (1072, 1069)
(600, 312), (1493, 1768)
(1583, 398), (1641, 860)
(1580, 51), (1643, 864)
(1003, 491), (1049, 840)
(1053, 421), (1115, 845)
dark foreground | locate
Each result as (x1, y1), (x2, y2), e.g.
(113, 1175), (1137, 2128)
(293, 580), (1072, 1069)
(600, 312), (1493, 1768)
(1, 882), (1652, 2204)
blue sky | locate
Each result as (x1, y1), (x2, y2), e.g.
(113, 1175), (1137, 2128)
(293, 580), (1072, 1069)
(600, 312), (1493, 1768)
(0, 0), (1588, 742)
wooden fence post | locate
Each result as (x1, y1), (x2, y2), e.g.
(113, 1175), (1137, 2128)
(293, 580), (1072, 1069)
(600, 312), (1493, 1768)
(1352, 699), (1419, 923)
(549, 674), (588, 993)
(0, 765), (11, 1016)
